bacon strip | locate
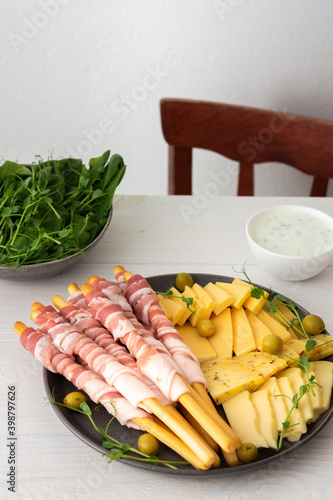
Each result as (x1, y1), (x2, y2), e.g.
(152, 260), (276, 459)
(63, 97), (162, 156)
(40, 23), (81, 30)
(123, 274), (207, 387)
(84, 286), (190, 403)
(19, 325), (150, 429)
(31, 306), (158, 409)
(57, 298), (171, 406)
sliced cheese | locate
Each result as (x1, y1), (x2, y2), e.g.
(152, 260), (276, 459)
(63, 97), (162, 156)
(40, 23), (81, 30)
(176, 323), (217, 363)
(192, 283), (216, 318)
(204, 282), (234, 315)
(277, 344), (300, 367)
(158, 295), (186, 325)
(245, 309), (273, 351)
(276, 376), (307, 442)
(259, 377), (288, 433)
(222, 390), (269, 448)
(230, 307), (256, 356)
(308, 334), (333, 361)
(311, 361), (333, 417)
(215, 282), (251, 309)
(256, 309), (291, 343)
(201, 352), (288, 404)
(182, 286), (207, 327)
(270, 300), (299, 339)
(277, 367), (314, 424)
(208, 308), (233, 360)
(168, 287), (192, 326)
(300, 366), (321, 421)
(284, 338), (308, 357)
(232, 278), (269, 315)
(251, 390), (278, 449)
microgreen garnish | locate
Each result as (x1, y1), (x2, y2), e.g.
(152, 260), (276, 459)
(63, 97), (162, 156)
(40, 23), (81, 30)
(0, 151), (125, 267)
(48, 392), (188, 469)
(156, 284), (197, 314)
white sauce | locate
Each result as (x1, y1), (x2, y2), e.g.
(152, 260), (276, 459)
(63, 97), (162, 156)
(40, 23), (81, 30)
(250, 208), (333, 257)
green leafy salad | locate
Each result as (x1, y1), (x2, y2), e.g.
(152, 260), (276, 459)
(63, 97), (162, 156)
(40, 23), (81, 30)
(0, 150), (126, 267)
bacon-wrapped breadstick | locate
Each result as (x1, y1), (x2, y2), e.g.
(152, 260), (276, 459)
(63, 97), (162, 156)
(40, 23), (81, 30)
(15, 322), (211, 470)
(30, 304), (220, 469)
(81, 282), (240, 455)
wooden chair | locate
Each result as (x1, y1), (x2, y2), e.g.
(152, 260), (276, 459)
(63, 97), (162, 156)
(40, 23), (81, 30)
(160, 98), (333, 196)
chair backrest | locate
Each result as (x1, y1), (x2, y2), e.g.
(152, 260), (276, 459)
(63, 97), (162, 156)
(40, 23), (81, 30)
(160, 98), (333, 196)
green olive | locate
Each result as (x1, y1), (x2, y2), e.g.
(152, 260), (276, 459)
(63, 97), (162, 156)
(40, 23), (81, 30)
(197, 319), (216, 338)
(236, 442), (258, 464)
(63, 391), (87, 410)
(262, 334), (283, 353)
(302, 314), (325, 335)
(137, 433), (159, 456)
(175, 272), (194, 292)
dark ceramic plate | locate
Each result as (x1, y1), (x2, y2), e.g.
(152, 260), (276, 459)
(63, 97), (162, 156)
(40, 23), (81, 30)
(0, 207), (113, 281)
(43, 273), (333, 476)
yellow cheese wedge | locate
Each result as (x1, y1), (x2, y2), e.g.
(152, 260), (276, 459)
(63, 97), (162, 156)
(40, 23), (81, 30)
(223, 390), (269, 448)
(215, 282), (251, 308)
(167, 287), (192, 326)
(276, 376), (307, 442)
(251, 390), (278, 449)
(232, 278), (269, 315)
(158, 295), (186, 325)
(230, 307), (256, 356)
(269, 300), (299, 338)
(256, 310), (291, 343)
(277, 367), (314, 424)
(284, 338), (308, 357)
(208, 308), (233, 359)
(204, 282), (234, 315)
(176, 323), (217, 363)
(182, 286), (207, 327)
(258, 377), (288, 433)
(192, 283), (216, 318)
(201, 352), (288, 404)
(245, 309), (273, 351)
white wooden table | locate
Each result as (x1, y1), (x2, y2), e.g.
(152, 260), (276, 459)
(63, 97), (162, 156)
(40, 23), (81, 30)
(1, 195), (332, 500)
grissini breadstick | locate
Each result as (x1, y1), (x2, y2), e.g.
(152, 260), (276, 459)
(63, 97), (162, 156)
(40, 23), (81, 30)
(15, 321), (208, 470)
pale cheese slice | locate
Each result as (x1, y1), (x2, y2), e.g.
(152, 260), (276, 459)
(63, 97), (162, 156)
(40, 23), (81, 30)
(215, 282), (251, 308)
(308, 334), (333, 361)
(223, 390), (269, 448)
(204, 282), (234, 315)
(192, 283), (216, 319)
(284, 338), (308, 357)
(300, 367), (321, 422)
(277, 344), (300, 367)
(251, 390), (278, 449)
(259, 377), (288, 433)
(232, 278), (269, 315)
(256, 310), (291, 343)
(311, 361), (333, 417)
(208, 308), (233, 359)
(176, 323), (217, 363)
(201, 352), (288, 404)
(230, 307), (256, 356)
(276, 377), (307, 442)
(277, 367), (314, 424)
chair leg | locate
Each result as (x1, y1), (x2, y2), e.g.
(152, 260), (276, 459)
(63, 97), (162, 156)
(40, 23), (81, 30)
(310, 177), (328, 196)
(237, 162), (254, 196)
(168, 146), (192, 195)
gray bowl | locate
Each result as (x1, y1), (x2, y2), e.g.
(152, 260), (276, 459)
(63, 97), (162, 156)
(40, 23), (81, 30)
(0, 207), (113, 281)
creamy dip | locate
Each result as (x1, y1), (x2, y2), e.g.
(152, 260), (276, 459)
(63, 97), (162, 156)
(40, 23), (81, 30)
(250, 207), (333, 257)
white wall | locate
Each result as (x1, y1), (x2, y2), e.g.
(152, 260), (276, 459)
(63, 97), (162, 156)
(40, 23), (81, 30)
(1, 0), (333, 196)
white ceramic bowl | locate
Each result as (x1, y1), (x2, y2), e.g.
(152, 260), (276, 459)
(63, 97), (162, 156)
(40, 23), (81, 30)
(246, 205), (333, 281)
